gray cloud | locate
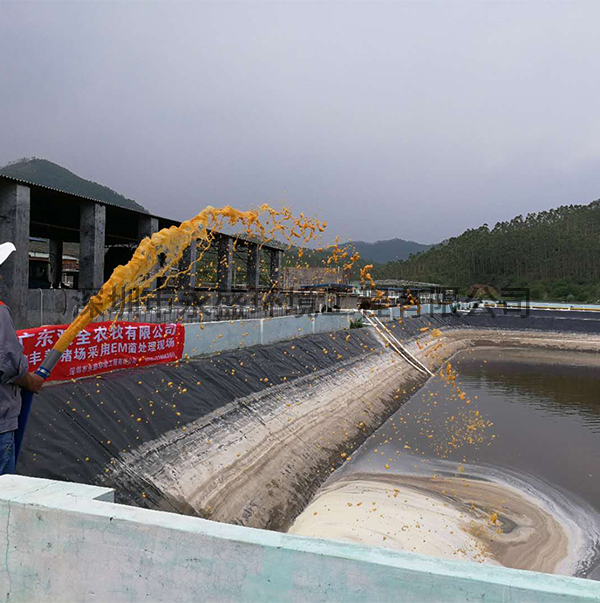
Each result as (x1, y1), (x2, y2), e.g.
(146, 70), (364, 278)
(1, 1), (599, 244)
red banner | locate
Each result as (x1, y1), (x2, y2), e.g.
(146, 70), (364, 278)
(16, 321), (185, 382)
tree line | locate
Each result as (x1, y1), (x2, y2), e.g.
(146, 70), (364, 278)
(374, 200), (600, 303)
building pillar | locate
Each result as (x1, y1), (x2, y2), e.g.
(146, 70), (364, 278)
(269, 248), (283, 289)
(217, 236), (233, 292)
(178, 241), (198, 290)
(48, 239), (63, 288)
(0, 183), (30, 328)
(79, 201), (106, 293)
(137, 215), (159, 241)
(138, 215), (159, 293)
(246, 242), (261, 290)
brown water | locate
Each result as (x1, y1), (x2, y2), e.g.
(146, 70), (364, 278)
(370, 348), (600, 512)
(301, 347), (600, 578)
(453, 348), (600, 510)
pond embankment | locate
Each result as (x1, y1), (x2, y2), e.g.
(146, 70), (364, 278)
(19, 310), (600, 535)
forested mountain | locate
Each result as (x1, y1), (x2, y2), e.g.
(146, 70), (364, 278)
(340, 238), (432, 263)
(375, 201), (600, 302)
(0, 158), (148, 213)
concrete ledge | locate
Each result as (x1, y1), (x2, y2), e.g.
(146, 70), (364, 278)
(1, 475), (599, 602)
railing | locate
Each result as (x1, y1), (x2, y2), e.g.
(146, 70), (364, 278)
(71, 290), (326, 325)
(361, 310), (434, 377)
(28, 287), (360, 327)
(96, 303), (321, 325)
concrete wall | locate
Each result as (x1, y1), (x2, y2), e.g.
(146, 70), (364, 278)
(261, 313), (317, 345)
(0, 182), (30, 328)
(180, 307), (458, 360)
(184, 317), (263, 356)
(1, 475), (598, 603)
(183, 312), (360, 358)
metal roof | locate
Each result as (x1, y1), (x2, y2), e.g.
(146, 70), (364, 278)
(0, 173), (285, 250)
(0, 173), (166, 219)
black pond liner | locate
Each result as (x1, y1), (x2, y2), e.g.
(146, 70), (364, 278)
(17, 309), (600, 505)
(17, 328), (380, 489)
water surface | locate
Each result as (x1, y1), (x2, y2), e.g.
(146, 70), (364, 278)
(291, 347), (600, 578)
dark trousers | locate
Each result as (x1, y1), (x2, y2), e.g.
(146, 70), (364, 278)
(0, 430), (15, 475)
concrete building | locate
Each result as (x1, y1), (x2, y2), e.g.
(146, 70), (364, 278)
(281, 266), (350, 290)
(0, 174), (284, 328)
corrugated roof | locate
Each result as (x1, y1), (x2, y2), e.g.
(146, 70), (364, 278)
(1, 173), (285, 250)
(0, 173), (170, 221)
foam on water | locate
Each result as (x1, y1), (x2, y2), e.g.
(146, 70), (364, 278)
(388, 454), (600, 577)
(292, 453), (600, 576)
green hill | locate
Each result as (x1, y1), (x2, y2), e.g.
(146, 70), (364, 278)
(340, 238), (432, 263)
(375, 201), (600, 302)
(0, 157), (148, 213)
(281, 238), (430, 281)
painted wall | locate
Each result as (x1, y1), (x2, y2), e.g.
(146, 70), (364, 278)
(183, 312), (358, 358)
(1, 475), (598, 603)
(180, 306), (459, 360)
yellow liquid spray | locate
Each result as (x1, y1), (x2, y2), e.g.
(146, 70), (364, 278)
(54, 204), (326, 354)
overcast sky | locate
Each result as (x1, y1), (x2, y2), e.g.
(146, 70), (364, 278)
(1, 1), (599, 244)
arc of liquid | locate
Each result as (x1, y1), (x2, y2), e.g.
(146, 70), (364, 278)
(54, 205), (324, 354)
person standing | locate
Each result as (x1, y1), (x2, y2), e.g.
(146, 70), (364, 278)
(0, 242), (44, 475)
